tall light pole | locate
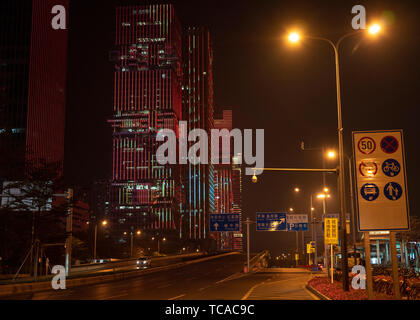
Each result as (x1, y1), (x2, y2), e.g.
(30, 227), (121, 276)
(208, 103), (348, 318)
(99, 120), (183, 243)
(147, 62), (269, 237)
(129, 230), (141, 258)
(293, 186), (330, 269)
(287, 24), (382, 291)
(243, 218), (254, 273)
(300, 144), (334, 268)
(53, 189), (74, 277)
(328, 150), (358, 260)
(292, 187), (301, 266)
(152, 236), (166, 254)
(94, 219), (108, 261)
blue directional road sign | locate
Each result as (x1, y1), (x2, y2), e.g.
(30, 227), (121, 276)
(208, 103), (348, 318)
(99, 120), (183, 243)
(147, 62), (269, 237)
(287, 214), (308, 231)
(256, 212), (287, 231)
(209, 214), (240, 232)
(287, 223), (308, 231)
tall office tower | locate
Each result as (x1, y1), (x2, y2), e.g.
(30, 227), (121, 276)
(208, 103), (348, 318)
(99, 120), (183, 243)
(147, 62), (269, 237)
(109, 5), (182, 238)
(182, 27), (215, 243)
(211, 110), (243, 251)
(26, 0), (68, 176)
(0, 0), (68, 180)
(231, 152), (243, 252)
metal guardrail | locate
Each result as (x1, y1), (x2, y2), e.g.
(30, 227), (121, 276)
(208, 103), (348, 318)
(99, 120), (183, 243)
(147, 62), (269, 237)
(248, 250), (270, 271)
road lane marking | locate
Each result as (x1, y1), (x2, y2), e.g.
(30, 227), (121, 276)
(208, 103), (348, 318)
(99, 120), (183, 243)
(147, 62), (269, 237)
(242, 275), (314, 300)
(104, 293), (128, 300)
(304, 285), (319, 300)
(241, 282), (266, 300)
(216, 272), (247, 284)
(168, 294), (186, 300)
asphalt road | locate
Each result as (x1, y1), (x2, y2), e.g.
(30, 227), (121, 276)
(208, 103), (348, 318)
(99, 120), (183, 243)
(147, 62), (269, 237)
(1, 254), (316, 300)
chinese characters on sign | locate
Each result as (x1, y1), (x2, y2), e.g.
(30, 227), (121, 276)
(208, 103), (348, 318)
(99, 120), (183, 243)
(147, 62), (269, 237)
(324, 218), (339, 245)
(209, 214), (240, 232)
(286, 214), (308, 231)
(256, 213), (287, 231)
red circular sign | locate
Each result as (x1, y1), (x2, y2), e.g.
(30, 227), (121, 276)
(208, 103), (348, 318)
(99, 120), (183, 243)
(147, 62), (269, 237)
(358, 137), (376, 155)
(381, 136), (399, 154)
(359, 161), (378, 177)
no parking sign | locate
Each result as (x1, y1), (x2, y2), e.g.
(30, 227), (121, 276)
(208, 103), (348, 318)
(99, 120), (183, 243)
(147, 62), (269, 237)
(352, 130), (410, 232)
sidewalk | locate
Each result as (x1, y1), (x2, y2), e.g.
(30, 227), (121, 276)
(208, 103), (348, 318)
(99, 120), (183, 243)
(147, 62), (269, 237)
(242, 272), (319, 300)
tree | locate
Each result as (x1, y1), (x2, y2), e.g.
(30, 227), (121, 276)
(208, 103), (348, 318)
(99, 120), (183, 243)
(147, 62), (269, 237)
(0, 159), (69, 273)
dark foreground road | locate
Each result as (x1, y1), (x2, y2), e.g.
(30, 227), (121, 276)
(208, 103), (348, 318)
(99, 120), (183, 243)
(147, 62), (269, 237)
(1, 254), (316, 300)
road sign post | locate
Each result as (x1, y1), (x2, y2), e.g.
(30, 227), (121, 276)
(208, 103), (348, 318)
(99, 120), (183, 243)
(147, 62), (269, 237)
(209, 214), (240, 232)
(256, 213), (287, 231)
(286, 214), (309, 232)
(352, 130), (410, 231)
(243, 218), (255, 273)
(390, 232), (401, 300)
(353, 130), (409, 300)
(325, 218), (338, 283)
(364, 232), (374, 299)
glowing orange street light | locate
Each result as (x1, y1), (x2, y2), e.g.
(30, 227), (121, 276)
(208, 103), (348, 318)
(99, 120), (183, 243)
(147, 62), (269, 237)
(368, 23), (381, 35)
(327, 150), (337, 159)
(288, 32), (300, 43)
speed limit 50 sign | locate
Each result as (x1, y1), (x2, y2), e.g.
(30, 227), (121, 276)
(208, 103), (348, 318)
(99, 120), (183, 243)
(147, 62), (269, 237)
(352, 130), (410, 232)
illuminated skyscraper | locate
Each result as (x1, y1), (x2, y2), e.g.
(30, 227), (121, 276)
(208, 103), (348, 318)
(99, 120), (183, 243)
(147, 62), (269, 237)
(211, 110), (243, 251)
(109, 5), (182, 237)
(0, 0), (68, 179)
(182, 27), (215, 242)
(26, 0), (69, 175)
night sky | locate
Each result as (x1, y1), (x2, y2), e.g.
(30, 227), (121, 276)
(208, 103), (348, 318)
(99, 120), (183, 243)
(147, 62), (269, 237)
(65, 0), (420, 255)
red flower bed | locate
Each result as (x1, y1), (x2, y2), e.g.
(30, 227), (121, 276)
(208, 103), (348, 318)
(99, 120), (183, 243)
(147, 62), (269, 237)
(308, 276), (394, 300)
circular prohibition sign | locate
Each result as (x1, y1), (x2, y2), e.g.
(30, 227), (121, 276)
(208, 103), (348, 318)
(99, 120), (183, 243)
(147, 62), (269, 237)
(358, 137), (376, 155)
(381, 136), (399, 154)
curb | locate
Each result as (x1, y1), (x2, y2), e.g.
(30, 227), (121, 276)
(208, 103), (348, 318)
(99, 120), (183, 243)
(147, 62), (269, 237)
(0, 252), (239, 297)
(305, 284), (332, 300)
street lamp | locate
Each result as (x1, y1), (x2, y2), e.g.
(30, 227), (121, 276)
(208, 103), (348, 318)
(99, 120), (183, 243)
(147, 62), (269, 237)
(288, 32), (300, 43)
(153, 236), (166, 254)
(286, 24), (382, 291)
(368, 23), (381, 35)
(327, 150), (337, 160)
(94, 219), (108, 261)
(128, 230), (142, 258)
(252, 174), (258, 183)
(327, 150), (358, 253)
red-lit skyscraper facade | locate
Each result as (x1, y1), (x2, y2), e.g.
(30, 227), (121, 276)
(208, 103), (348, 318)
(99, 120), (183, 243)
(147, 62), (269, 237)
(109, 5), (182, 236)
(182, 27), (215, 242)
(211, 110), (243, 251)
(26, 0), (69, 176)
(0, 0), (68, 180)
